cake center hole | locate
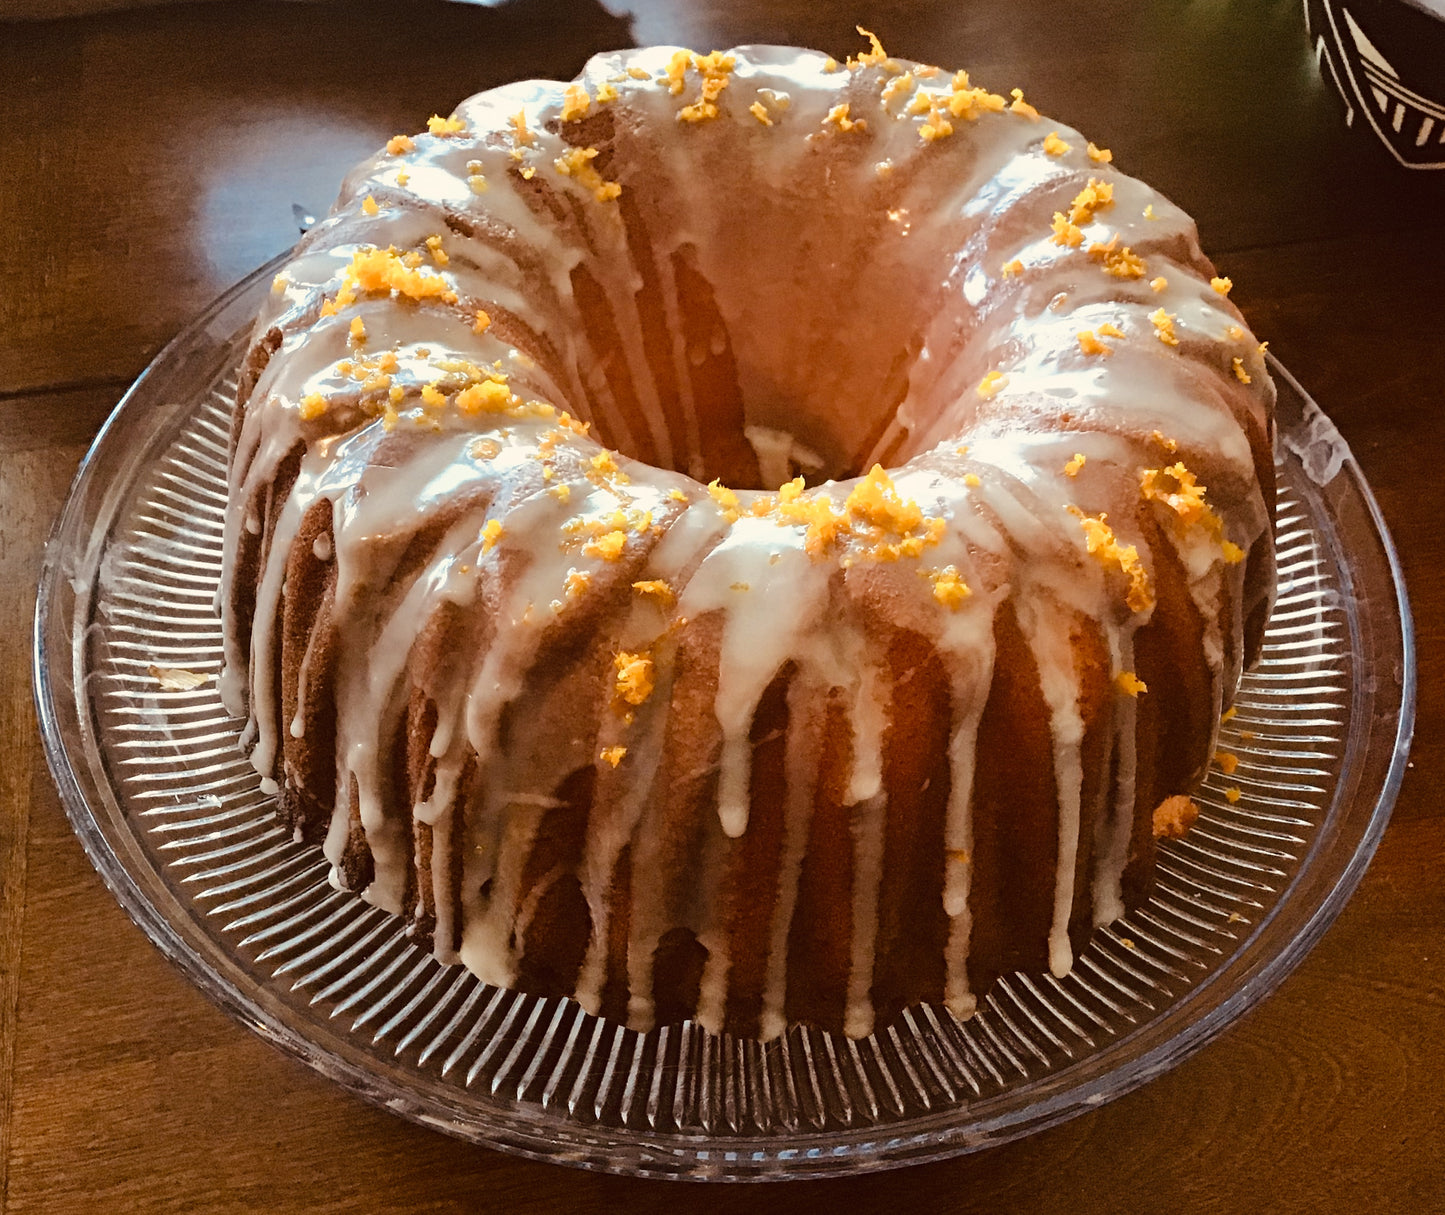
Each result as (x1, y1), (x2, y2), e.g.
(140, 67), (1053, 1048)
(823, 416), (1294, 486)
(569, 244), (928, 491)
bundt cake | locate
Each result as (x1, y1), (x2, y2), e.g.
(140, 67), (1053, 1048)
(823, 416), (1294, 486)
(219, 34), (1277, 1042)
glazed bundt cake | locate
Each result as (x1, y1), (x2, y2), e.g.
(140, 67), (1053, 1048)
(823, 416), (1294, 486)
(219, 35), (1277, 1041)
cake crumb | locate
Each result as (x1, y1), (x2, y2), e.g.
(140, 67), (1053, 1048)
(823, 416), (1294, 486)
(149, 665), (208, 691)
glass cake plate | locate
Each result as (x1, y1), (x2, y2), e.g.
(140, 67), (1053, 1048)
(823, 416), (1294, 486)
(33, 255), (1414, 1180)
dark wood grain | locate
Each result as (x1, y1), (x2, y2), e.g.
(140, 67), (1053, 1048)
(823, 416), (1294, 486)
(2, 0), (1442, 1210)
(0, 441), (89, 1212)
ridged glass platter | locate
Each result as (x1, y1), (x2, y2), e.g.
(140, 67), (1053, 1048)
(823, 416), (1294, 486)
(34, 255), (1414, 1180)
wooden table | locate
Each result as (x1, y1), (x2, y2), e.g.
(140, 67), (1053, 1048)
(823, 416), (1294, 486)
(2, 1), (1441, 1208)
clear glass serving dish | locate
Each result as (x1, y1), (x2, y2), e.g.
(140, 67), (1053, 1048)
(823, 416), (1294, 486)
(33, 255), (1414, 1180)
